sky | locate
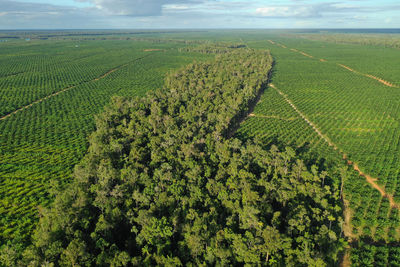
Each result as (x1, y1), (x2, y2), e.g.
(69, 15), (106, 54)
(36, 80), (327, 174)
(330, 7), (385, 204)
(0, 0), (399, 29)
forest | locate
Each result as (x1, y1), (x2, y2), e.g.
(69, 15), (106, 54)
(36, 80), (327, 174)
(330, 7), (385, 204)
(1, 30), (400, 266)
(0, 46), (346, 266)
(0, 39), (213, 246)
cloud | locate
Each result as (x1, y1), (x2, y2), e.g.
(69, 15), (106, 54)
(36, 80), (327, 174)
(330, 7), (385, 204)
(256, 6), (318, 18)
(255, 2), (400, 19)
(255, 3), (353, 19)
(164, 4), (190, 11)
(90, 0), (164, 16)
(0, 0), (104, 29)
(76, 0), (205, 16)
(0, 0), (399, 29)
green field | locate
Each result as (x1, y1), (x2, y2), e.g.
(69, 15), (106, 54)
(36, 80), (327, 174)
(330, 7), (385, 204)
(244, 36), (400, 239)
(241, 34), (400, 265)
(1, 30), (400, 265)
(0, 37), (212, 244)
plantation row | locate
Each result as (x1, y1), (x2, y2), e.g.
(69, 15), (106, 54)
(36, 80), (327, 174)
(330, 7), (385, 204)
(299, 33), (400, 49)
(350, 242), (400, 267)
(265, 43), (400, 180)
(235, 66), (400, 267)
(241, 39), (400, 246)
(0, 42), (211, 246)
(0, 40), (175, 116)
(170, 32), (400, 265)
(2, 47), (349, 266)
(274, 36), (400, 87)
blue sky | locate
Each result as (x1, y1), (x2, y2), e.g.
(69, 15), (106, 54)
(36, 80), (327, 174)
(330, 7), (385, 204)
(0, 0), (399, 29)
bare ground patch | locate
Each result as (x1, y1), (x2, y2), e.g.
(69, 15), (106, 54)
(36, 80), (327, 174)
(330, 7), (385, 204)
(144, 49), (165, 52)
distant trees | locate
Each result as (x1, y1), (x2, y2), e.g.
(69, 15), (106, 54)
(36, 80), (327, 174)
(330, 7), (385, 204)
(300, 34), (400, 49)
(3, 48), (345, 266)
(179, 42), (247, 54)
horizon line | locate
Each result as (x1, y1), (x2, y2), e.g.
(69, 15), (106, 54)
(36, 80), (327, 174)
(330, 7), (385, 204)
(0, 28), (400, 31)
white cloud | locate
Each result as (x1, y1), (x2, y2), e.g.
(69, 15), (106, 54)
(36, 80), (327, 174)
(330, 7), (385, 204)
(256, 6), (317, 18)
(164, 4), (190, 11)
(330, 3), (358, 9)
(1, 0), (400, 29)
(77, 0), (204, 16)
(91, 0), (164, 16)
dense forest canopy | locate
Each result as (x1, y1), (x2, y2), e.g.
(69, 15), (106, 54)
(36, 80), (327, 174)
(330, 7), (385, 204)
(1, 47), (345, 266)
(179, 42), (248, 54)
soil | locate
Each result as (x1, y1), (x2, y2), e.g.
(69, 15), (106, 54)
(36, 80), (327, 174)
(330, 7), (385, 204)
(299, 51), (314, 58)
(144, 49), (164, 52)
(340, 249), (351, 267)
(350, 158), (398, 208)
(365, 74), (395, 87)
(342, 196), (355, 239)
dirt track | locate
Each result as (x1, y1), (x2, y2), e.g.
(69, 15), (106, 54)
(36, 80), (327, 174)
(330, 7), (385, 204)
(337, 64), (396, 87)
(270, 84), (337, 148)
(0, 84), (76, 121)
(0, 55), (150, 121)
(143, 49), (164, 52)
(268, 40), (397, 88)
(271, 83), (400, 209)
(249, 113), (298, 121)
(365, 74), (396, 87)
(94, 64), (127, 81)
(298, 51), (314, 58)
(350, 158), (398, 208)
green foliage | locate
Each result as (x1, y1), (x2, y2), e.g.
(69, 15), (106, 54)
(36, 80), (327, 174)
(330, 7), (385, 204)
(243, 35), (400, 265)
(4, 30), (397, 266)
(179, 42), (247, 54)
(3, 48), (346, 266)
(299, 33), (400, 49)
(350, 241), (400, 267)
(0, 40), (211, 245)
(241, 37), (400, 244)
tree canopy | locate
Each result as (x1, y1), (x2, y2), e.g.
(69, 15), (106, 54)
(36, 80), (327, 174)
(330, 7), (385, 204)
(3, 48), (344, 266)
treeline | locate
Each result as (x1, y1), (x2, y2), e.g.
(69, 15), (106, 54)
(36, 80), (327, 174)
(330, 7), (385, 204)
(2, 49), (345, 266)
(298, 34), (400, 48)
(0, 31), (208, 42)
(179, 42), (247, 54)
